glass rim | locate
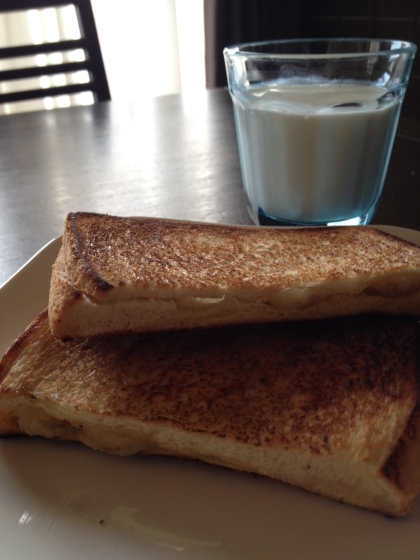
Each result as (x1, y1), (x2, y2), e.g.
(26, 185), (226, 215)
(224, 38), (417, 59)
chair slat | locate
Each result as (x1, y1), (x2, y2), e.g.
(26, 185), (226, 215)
(0, 40), (87, 60)
(0, 82), (97, 103)
(0, 61), (91, 81)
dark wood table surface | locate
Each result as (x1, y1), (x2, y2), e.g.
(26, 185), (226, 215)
(1, 87), (419, 287)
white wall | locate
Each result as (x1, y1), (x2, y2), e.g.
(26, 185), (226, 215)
(91, 0), (206, 101)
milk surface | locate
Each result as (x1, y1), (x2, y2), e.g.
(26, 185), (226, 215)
(232, 83), (401, 224)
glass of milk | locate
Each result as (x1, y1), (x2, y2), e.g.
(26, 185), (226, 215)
(224, 39), (416, 226)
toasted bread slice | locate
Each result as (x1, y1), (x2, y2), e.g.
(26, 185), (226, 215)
(1, 310), (420, 516)
(48, 213), (420, 339)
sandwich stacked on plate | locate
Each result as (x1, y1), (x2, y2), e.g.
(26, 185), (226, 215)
(1, 212), (420, 517)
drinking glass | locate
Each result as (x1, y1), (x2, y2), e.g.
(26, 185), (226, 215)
(224, 39), (416, 226)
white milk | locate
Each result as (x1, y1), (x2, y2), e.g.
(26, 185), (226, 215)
(232, 83), (401, 224)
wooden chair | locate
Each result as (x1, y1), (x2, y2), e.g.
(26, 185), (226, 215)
(0, 0), (110, 106)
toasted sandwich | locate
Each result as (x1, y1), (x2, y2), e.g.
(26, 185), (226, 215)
(1, 310), (420, 517)
(48, 212), (420, 339)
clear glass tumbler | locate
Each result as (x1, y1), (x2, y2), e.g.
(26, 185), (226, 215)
(224, 39), (416, 226)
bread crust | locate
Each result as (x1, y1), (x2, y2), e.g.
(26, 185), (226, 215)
(49, 212), (420, 338)
(1, 311), (420, 516)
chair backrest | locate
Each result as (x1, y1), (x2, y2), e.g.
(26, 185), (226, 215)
(0, 0), (110, 106)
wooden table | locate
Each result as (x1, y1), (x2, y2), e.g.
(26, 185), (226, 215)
(1, 87), (419, 287)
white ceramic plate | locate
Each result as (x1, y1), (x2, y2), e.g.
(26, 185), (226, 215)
(1, 227), (420, 560)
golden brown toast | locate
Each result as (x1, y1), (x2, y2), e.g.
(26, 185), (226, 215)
(1, 310), (420, 517)
(48, 212), (420, 339)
